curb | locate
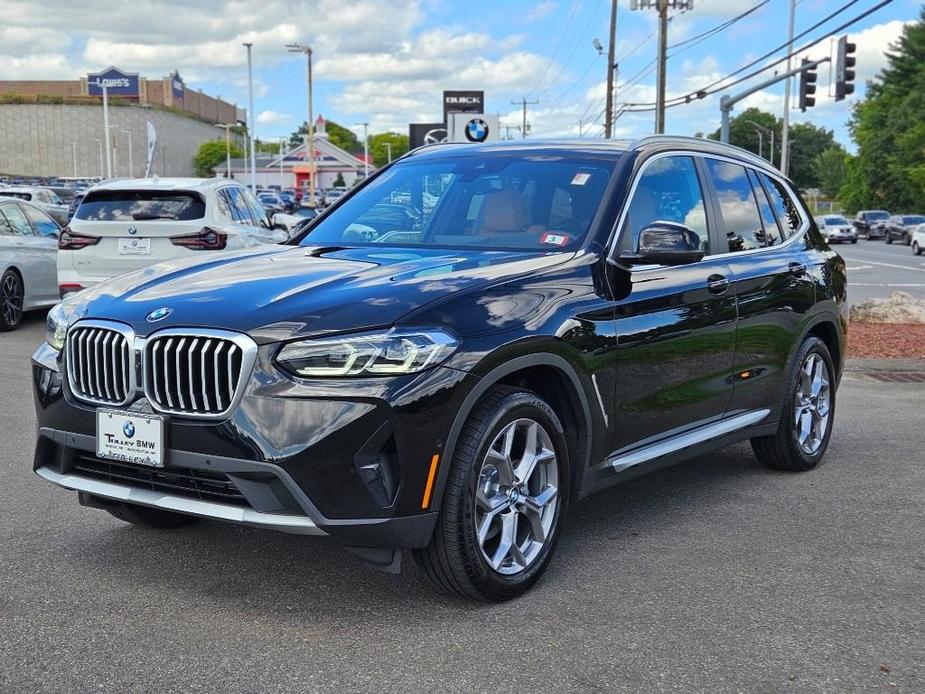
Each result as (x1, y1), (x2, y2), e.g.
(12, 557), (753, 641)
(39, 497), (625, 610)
(845, 357), (925, 372)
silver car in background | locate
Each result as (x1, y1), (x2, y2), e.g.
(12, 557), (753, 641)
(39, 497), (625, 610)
(0, 186), (70, 226)
(0, 198), (61, 331)
(816, 214), (858, 244)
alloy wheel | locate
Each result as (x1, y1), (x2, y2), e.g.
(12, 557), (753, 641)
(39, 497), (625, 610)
(793, 352), (831, 455)
(474, 418), (559, 576)
(1, 272), (23, 327)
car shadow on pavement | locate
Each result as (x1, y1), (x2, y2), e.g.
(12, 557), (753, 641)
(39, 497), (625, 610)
(65, 441), (775, 614)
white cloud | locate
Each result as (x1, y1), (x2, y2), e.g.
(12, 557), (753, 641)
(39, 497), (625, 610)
(257, 110), (291, 125)
(528, 1), (558, 21)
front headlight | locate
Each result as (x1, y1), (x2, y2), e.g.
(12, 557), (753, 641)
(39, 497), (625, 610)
(45, 301), (83, 351)
(276, 328), (458, 377)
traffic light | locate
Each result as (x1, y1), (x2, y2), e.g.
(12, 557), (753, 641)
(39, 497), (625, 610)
(799, 58), (817, 112)
(835, 35), (857, 101)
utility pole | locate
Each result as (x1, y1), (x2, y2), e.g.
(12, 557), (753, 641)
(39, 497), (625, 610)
(604, 0), (618, 138)
(511, 98), (538, 139)
(279, 137), (286, 188)
(357, 122), (370, 178)
(385, 141), (392, 163)
(287, 43), (316, 205)
(780, 0), (796, 175)
(631, 0), (693, 134)
(71, 141), (78, 177)
(243, 42), (257, 193)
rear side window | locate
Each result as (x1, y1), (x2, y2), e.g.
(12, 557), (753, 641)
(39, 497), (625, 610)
(704, 159), (767, 252)
(75, 190), (206, 221)
(623, 155), (709, 254)
(759, 173), (802, 238)
(223, 187), (255, 224)
(22, 204), (59, 236)
(749, 170), (783, 246)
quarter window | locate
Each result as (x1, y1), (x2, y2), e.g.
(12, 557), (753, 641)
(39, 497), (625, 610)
(623, 155), (709, 254)
(759, 173), (802, 238)
(749, 170), (783, 246)
(0, 204), (34, 236)
(22, 204), (59, 237)
(704, 159), (765, 252)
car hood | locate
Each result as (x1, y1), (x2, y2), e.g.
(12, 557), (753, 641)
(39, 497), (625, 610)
(71, 245), (573, 341)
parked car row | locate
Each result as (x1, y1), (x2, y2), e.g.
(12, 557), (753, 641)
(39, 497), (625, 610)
(1, 177), (287, 331)
(817, 209), (925, 254)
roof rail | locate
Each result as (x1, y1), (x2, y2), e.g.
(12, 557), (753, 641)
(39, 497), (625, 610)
(629, 134), (775, 172)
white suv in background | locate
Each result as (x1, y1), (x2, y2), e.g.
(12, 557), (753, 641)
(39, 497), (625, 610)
(58, 178), (288, 297)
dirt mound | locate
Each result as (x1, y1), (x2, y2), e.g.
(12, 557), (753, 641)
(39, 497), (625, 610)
(849, 292), (925, 324)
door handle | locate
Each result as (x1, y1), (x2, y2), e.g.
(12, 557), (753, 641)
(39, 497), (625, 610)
(706, 274), (729, 294)
(789, 261), (807, 277)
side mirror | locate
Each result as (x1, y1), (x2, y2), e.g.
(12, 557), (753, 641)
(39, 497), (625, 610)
(617, 221), (705, 266)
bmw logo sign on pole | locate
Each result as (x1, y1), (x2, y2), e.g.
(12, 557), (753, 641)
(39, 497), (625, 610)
(465, 118), (489, 143)
(123, 420), (135, 439)
(146, 307), (172, 322)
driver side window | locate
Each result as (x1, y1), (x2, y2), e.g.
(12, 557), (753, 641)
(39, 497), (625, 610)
(623, 156), (709, 255)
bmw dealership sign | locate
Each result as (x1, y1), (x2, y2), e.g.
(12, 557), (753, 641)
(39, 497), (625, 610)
(87, 66), (140, 97)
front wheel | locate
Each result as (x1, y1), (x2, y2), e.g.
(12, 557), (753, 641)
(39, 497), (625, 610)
(914, 241), (922, 256)
(0, 269), (24, 331)
(414, 387), (569, 601)
(752, 337), (836, 472)
(886, 234), (893, 244)
(851, 239), (858, 244)
(904, 233), (912, 246)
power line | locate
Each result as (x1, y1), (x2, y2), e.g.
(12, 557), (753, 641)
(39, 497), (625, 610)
(668, 0), (769, 52)
(526, 0), (582, 98)
(534, 0), (606, 99)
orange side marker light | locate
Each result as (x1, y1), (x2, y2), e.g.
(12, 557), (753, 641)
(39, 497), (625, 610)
(421, 454), (441, 510)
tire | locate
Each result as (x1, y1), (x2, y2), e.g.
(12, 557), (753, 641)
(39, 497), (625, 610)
(106, 503), (201, 529)
(0, 269), (24, 331)
(914, 241), (922, 256)
(413, 386), (570, 602)
(851, 239), (857, 244)
(904, 233), (911, 246)
(751, 336), (836, 472)
(885, 234), (893, 244)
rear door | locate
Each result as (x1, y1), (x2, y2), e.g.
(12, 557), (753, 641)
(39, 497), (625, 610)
(701, 160), (816, 416)
(19, 203), (60, 303)
(608, 154), (738, 456)
(0, 203), (57, 305)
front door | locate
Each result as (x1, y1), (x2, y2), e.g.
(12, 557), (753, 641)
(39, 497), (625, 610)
(608, 154), (738, 455)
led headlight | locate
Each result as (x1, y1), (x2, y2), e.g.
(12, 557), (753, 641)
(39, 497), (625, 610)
(45, 301), (84, 351)
(276, 329), (458, 377)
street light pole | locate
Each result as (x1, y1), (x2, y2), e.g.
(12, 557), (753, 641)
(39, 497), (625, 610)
(95, 139), (103, 178)
(243, 42), (257, 193)
(746, 119), (775, 164)
(356, 122), (369, 178)
(214, 124), (234, 177)
(279, 136), (286, 188)
(287, 43), (316, 206)
(71, 141), (78, 177)
(121, 129), (133, 177)
(94, 82), (113, 178)
(385, 141), (392, 163)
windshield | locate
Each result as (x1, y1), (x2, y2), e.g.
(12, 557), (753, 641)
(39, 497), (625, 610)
(901, 215), (925, 224)
(867, 211), (889, 220)
(299, 154), (616, 250)
(76, 190), (206, 221)
(823, 216), (849, 225)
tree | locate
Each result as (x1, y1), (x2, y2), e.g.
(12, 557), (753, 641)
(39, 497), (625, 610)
(708, 107), (780, 163)
(813, 147), (849, 199)
(369, 132), (409, 166)
(193, 139), (243, 177)
(333, 172), (346, 188)
(845, 8), (925, 212)
(288, 119), (362, 153)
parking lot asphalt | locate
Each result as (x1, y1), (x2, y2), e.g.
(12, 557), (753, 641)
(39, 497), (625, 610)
(835, 238), (925, 305)
(1, 313), (923, 693)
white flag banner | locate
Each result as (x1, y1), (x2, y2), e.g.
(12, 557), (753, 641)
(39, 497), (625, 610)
(144, 121), (157, 177)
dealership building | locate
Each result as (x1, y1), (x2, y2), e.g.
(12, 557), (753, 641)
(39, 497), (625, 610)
(0, 67), (246, 178)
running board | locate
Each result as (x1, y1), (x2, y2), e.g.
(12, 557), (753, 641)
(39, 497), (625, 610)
(608, 409), (771, 474)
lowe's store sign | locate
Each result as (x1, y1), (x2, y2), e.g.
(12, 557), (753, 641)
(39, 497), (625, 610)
(87, 67), (140, 97)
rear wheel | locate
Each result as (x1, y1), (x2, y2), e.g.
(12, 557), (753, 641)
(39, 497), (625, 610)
(886, 233), (893, 244)
(0, 269), (24, 331)
(107, 503), (201, 529)
(851, 239), (857, 244)
(751, 337), (835, 472)
(914, 241), (922, 256)
(414, 387), (569, 601)
(904, 232), (912, 246)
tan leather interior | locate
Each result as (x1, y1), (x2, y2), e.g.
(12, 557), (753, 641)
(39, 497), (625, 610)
(479, 187), (529, 233)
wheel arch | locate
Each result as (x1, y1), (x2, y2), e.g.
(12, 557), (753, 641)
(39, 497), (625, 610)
(429, 353), (594, 517)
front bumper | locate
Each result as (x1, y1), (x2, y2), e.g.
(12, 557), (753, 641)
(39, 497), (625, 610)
(32, 339), (473, 549)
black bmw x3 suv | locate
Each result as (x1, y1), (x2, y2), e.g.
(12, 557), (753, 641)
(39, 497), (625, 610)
(33, 137), (847, 601)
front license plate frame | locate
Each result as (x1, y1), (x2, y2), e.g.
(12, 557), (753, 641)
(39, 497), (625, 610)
(96, 409), (166, 468)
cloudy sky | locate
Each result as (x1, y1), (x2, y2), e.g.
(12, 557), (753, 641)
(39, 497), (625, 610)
(1, 0), (918, 148)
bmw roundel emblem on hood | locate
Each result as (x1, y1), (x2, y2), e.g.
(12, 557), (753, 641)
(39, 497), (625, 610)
(146, 307), (172, 322)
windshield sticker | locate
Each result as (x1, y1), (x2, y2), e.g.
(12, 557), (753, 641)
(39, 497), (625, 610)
(540, 232), (570, 246)
(570, 173), (591, 186)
